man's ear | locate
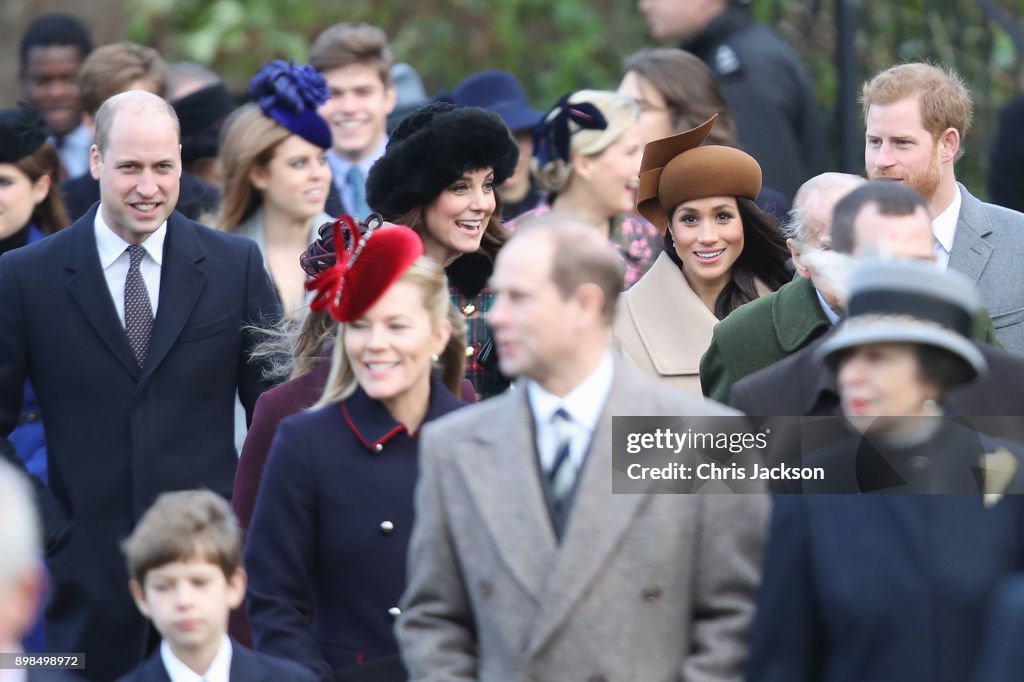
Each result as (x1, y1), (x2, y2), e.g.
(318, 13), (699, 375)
(574, 282), (605, 323)
(129, 580), (151, 618)
(787, 238), (810, 278)
(225, 568), (247, 610)
(938, 127), (960, 164)
(89, 144), (102, 181)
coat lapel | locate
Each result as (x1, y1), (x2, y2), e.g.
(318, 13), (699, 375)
(455, 390), (557, 599)
(138, 213), (206, 386)
(527, 365), (652, 656)
(229, 639), (269, 681)
(949, 185), (994, 285)
(63, 211), (141, 378)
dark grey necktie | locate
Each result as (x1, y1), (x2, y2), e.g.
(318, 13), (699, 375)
(548, 408), (576, 504)
(124, 244), (153, 366)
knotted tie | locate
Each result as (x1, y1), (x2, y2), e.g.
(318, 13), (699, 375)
(346, 165), (370, 219)
(124, 244), (153, 366)
(549, 408), (577, 504)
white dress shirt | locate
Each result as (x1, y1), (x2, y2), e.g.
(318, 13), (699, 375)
(160, 634), (232, 682)
(94, 207), (165, 326)
(0, 642), (26, 682)
(931, 186), (961, 272)
(527, 350), (615, 475)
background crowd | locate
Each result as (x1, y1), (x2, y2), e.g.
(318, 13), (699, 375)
(4, 2), (1024, 682)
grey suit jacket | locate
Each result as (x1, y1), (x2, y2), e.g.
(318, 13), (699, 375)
(951, 184), (1024, 353)
(397, 360), (769, 682)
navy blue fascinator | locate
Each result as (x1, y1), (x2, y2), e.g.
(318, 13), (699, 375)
(0, 105), (49, 164)
(533, 92), (608, 167)
(247, 60), (331, 149)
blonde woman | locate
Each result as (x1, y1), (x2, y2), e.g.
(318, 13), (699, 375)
(244, 221), (467, 681)
(515, 89), (661, 288)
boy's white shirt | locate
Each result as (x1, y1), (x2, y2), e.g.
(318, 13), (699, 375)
(160, 633), (232, 682)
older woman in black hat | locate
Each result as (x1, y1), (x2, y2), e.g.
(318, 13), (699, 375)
(219, 60), (334, 319)
(749, 260), (1024, 682)
(245, 218), (468, 682)
(366, 102), (519, 398)
(613, 116), (790, 394)
(0, 106), (69, 483)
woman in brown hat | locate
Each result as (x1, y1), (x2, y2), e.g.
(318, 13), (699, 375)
(613, 116), (789, 394)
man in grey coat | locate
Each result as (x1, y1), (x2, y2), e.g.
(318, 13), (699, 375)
(863, 62), (1024, 354)
(396, 214), (768, 682)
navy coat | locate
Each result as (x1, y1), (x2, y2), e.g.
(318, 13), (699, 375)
(0, 207), (281, 681)
(245, 375), (464, 681)
(748, 428), (1024, 682)
(115, 638), (316, 682)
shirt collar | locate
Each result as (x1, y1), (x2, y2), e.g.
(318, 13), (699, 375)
(160, 634), (232, 682)
(94, 205), (167, 268)
(815, 288), (841, 326)
(527, 350), (615, 433)
(932, 185), (962, 255)
(327, 135), (389, 178)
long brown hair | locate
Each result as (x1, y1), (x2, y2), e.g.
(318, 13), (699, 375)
(218, 104), (291, 231)
(15, 142), (68, 235)
(393, 193), (510, 265)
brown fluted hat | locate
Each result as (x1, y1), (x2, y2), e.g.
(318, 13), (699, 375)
(636, 115), (762, 233)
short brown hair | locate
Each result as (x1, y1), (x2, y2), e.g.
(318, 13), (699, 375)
(79, 42), (168, 116)
(309, 22), (393, 88)
(861, 62), (972, 157)
(122, 490), (242, 585)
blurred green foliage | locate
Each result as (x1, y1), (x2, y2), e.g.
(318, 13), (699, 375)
(126, 0), (1024, 196)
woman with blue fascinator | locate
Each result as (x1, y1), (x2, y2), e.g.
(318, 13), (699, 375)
(511, 89), (662, 289)
(244, 217), (468, 681)
(219, 61), (334, 318)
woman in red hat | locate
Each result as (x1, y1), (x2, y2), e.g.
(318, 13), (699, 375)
(366, 101), (519, 399)
(243, 217), (468, 682)
(613, 116), (790, 395)
(219, 61), (334, 319)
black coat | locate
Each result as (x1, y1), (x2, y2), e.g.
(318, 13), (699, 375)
(245, 375), (464, 682)
(115, 638), (317, 682)
(681, 5), (825, 199)
(0, 207), (282, 681)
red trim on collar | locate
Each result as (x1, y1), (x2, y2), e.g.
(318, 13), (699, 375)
(341, 403), (408, 451)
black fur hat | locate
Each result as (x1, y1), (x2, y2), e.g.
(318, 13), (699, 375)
(366, 102), (519, 220)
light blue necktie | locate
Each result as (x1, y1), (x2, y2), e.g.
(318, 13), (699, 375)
(346, 165), (370, 219)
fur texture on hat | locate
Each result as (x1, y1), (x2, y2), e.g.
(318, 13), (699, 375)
(366, 102), (519, 220)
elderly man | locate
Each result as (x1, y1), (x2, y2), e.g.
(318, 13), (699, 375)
(700, 172), (865, 403)
(0, 90), (281, 681)
(863, 62), (1024, 353)
(728, 181), (1018, 418)
(396, 213), (767, 681)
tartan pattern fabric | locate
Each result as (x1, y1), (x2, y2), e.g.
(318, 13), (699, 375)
(124, 244), (153, 367)
(450, 286), (509, 399)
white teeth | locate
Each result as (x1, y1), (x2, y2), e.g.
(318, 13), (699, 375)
(338, 120), (362, 129)
(367, 362), (397, 370)
(135, 203), (156, 211)
(695, 249), (724, 259)
(457, 221), (481, 229)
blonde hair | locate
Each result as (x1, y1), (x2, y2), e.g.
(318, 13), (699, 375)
(861, 62), (973, 160)
(315, 256), (467, 407)
(532, 90), (640, 194)
(218, 104), (292, 231)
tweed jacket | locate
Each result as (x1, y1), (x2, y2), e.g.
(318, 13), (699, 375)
(950, 184), (1024, 354)
(397, 361), (769, 682)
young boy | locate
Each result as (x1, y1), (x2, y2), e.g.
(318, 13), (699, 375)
(117, 490), (316, 682)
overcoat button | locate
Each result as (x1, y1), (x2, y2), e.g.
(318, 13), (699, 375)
(380, 521), (395, 535)
(462, 304), (476, 316)
(373, 443), (383, 453)
(465, 346), (476, 357)
(642, 585), (663, 602)
(388, 606), (401, 619)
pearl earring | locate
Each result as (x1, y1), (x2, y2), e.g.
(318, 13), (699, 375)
(431, 353), (440, 363)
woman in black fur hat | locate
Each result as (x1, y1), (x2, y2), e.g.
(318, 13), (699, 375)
(366, 101), (519, 398)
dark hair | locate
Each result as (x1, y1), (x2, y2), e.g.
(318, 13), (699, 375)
(623, 47), (739, 145)
(663, 197), (790, 319)
(831, 181), (930, 254)
(15, 143), (68, 235)
(916, 345), (975, 398)
(392, 192), (510, 266)
(19, 13), (93, 72)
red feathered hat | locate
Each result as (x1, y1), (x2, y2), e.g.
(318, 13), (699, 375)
(305, 214), (424, 323)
